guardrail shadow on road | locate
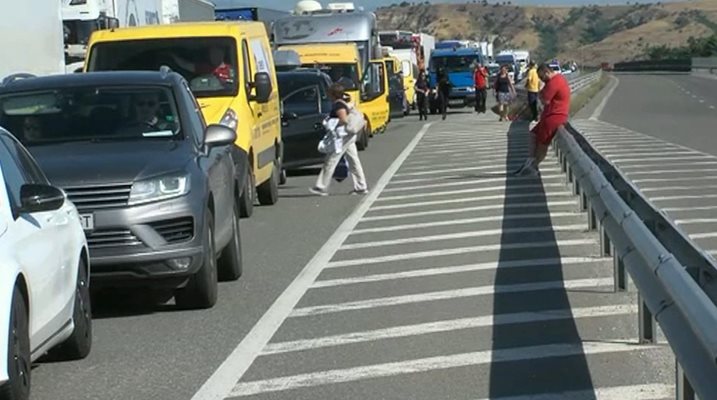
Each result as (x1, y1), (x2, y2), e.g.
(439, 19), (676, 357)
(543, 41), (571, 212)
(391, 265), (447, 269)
(488, 120), (597, 398)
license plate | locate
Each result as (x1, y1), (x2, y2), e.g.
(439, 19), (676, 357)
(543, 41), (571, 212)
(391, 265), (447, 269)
(79, 214), (94, 231)
(449, 99), (464, 106)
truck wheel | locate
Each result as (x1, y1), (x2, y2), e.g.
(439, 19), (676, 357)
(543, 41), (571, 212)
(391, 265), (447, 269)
(175, 211), (218, 309)
(239, 168), (254, 218)
(257, 160), (280, 205)
(0, 287), (31, 400)
(218, 202), (243, 281)
(47, 258), (92, 360)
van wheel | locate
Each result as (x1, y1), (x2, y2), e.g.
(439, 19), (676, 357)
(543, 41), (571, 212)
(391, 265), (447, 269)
(239, 168), (255, 218)
(46, 258), (92, 361)
(0, 287), (31, 400)
(175, 210), (218, 309)
(257, 161), (279, 205)
(218, 202), (243, 281)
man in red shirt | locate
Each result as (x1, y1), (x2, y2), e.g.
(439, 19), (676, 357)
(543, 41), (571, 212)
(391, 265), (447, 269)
(515, 63), (571, 176)
(473, 62), (489, 113)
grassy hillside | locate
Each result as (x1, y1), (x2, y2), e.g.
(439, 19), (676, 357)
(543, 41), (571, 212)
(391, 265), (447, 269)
(375, 0), (717, 65)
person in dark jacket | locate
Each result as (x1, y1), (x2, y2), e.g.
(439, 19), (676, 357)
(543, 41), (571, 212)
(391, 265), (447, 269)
(415, 70), (429, 121)
(436, 67), (452, 120)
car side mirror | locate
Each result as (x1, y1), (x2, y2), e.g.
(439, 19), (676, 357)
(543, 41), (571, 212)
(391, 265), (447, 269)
(20, 184), (65, 213)
(252, 72), (272, 104)
(204, 124), (237, 148)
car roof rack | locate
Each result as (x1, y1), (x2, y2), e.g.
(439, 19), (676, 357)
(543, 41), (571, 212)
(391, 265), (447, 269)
(1, 73), (36, 86)
(273, 50), (302, 72)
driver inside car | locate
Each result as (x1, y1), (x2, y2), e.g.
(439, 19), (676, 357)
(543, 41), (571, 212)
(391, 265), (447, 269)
(117, 92), (174, 136)
(170, 46), (236, 84)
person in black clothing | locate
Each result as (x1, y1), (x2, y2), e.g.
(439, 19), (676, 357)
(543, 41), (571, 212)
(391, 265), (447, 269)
(415, 70), (429, 121)
(436, 67), (452, 120)
(493, 65), (516, 122)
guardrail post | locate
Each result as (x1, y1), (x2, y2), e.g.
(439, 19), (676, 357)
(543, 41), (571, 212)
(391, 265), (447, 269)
(588, 207), (598, 231)
(614, 252), (627, 292)
(580, 191), (588, 212)
(638, 294), (656, 344)
(676, 362), (696, 400)
(600, 225), (611, 256)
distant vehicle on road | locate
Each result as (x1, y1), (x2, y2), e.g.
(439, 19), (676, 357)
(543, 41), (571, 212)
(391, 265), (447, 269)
(0, 71), (248, 310)
(214, 7), (289, 37)
(162, 0), (216, 24)
(428, 47), (485, 112)
(0, 127), (91, 400)
(495, 52), (522, 82)
(277, 68), (333, 170)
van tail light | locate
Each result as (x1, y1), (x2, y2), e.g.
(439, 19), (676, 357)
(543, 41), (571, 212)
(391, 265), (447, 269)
(219, 109), (238, 130)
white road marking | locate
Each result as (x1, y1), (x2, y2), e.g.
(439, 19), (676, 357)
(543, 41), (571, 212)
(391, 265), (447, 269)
(292, 278), (613, 318)
(401, 160), (525, 172)
(634, 177), (717, 184)
(399, 161), (525, 174)
(361, 201), (578, 222)
(652, 194), (717, 202)
(389, 173), (564, 187)
(590, 75), (619, 120)
(640, 184), (717, 192)
(370, 192), (574, 211)
(326, 238), (596, 269)
(340, 224), (586, 250)
(627, 169), (717, 176)
(395, 165), (559, 178)
(354, 212), (581, 235)
(383, 176), (562, 192)
(710, 105), (716, 110)
(312, 257), (608, 289)
(608, 152), (701, 162)
(473, 383), (674, 400)
(376, 183), (565, 202)
(700, 99), (705, 103)
(690, 232), (717, 239)
(230, 339), (650, 397)
(189, 123), (434, 400)
(262, 304), (633, 355)
(675, 218), (717, 225)
(662, 205), (717, 212)
(618, 162), (717, 170)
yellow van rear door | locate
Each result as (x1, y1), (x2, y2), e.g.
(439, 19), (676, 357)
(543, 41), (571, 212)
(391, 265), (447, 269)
(359, 60), (389, 133)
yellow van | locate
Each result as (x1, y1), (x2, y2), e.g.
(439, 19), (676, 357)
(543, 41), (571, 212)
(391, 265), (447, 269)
(85, 22), (281, 218)
(278, 43), (389, 148)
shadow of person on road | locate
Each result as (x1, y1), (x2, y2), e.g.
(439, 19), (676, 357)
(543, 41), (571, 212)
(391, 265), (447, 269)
(488, 119), (597, 398)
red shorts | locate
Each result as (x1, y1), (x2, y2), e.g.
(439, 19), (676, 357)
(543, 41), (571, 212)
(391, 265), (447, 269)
(531, 114), (568, 145)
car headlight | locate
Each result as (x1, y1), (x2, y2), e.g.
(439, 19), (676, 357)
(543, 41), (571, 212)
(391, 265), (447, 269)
(466, 87), (476, 92)
(219, 108), (238, 130)
(129, 174), (190, 205)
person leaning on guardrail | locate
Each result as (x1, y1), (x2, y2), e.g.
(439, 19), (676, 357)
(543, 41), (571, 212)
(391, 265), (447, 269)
(514, 63), (571, 176)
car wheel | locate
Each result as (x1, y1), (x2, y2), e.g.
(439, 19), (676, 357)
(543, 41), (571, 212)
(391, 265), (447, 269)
(257, 160), (279, 205)
(174, 210), (218, 309)
(47, 258), (92, 360)
(218, 202), (243, 281)
(279, 168), (287, 186)
(239, 167), (254, 218)
(0, 287), (31, 400)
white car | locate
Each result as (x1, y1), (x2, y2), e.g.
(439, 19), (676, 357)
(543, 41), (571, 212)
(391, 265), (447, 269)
(0, 127), (91, 400)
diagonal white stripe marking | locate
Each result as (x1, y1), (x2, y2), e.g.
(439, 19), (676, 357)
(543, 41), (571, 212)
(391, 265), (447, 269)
(389, 173), (564, 186)
(230, 339), (649, 397)
(376, 183), (565, 202)
(663, 205), (717, 212)
(262, 304), (634, 355)
(640, 184), (717, 193)
(370, 192), (574, 211)
(355, 212), (581, 234)
(474, 383), (674, 400)
(634, 177), (717, 184)
(361, 201), (577, 222)
(675, 218), (717, 225)
(628, 169), (717, 177)
(312, 257), (608, 288)
(615, 157), (713, 164)
(690, 232), (717, 239)
(340, 224), (586, 250)
(653, 194), (717, 202)
(395, 165), (560, 178)
(327, 238), (596, 268)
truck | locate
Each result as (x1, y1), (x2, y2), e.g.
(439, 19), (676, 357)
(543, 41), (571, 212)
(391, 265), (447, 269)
(379, 31), (419, 110)
(214, 7), (289, 37)
(62, 0), (162, 73)
(428, 47), (484, 112)
(1, 0), (65, 80)
(479, 41), (494, 62)
(495, 51), (521, 82)
(162, 0), (215, 24)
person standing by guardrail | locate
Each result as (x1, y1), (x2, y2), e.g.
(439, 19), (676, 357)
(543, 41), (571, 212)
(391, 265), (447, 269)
(515, 63), (571, 176)
(525, 61), (541, 122)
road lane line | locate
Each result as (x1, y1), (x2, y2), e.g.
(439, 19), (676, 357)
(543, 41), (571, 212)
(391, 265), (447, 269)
(690, 232), (717, 239)
(340, 224), (586, 250)
(312, 257), (608, 289)
(262, 304), (634, 355)
(395, 165), (559, 178)
(634, 177), (717, 184)
(652, 194), (717, 202)
(326, 239), (596, 269)
(229, 339), (649, 397)
(353, 213), (582, 235)
(473, 383), (673, 400)
(189, 123), (434, 400)
(370, 192), (574, 211)
(388, 173), (564, 186)
(361, 201), (578, 222)
(376, 183), (565, 202)
(400, 161), (525, 173)
(640, 184), (717, 192)
(675, 218), (717, 225)
(662, 205), (717, 212)
(619, 162), (717, 170)
(589, 75), (619, 121)
(627, 169), (717, 176)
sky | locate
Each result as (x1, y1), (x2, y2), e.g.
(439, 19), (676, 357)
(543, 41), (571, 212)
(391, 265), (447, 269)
(210, 0), (684, 11)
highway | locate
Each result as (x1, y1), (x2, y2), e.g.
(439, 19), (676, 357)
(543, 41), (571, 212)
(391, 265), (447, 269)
(28, 108), (676, 399)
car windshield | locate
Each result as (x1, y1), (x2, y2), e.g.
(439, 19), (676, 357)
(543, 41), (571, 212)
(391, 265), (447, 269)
(87, 37), (238, 98)
(301, 63), (359, 90)
(430, 55), (481, 73)
(0, 86), (182, 145)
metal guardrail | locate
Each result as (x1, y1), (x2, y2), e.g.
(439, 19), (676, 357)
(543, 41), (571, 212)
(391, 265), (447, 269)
(567, 71), (601, 92)
(613, 59), (692, 72)
(692, 57), (717, 75)
(553, 118), (717, 399)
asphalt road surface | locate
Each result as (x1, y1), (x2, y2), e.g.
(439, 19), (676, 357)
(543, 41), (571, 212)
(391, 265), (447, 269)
(31, 108), (674, 399)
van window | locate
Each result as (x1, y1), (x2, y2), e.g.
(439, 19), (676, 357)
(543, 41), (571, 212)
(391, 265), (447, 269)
(301, 63), (359, 90)
(87, 37), (239, 98)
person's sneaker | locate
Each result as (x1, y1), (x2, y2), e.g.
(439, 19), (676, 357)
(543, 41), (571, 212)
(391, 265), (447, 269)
(350, 188), (370, 195)
(309, 187), (328, 196)
(520, 165), (540, 177)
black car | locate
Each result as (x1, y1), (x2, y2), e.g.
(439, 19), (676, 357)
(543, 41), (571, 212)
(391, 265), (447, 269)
(0, 70), (248, 309)
(277, 68), (333, 170)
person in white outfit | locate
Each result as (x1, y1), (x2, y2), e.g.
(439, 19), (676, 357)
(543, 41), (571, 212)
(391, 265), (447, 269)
(310, 83), (369, 196)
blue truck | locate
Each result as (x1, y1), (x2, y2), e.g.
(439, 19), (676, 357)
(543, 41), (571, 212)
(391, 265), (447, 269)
(428, 47), (484, 113)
